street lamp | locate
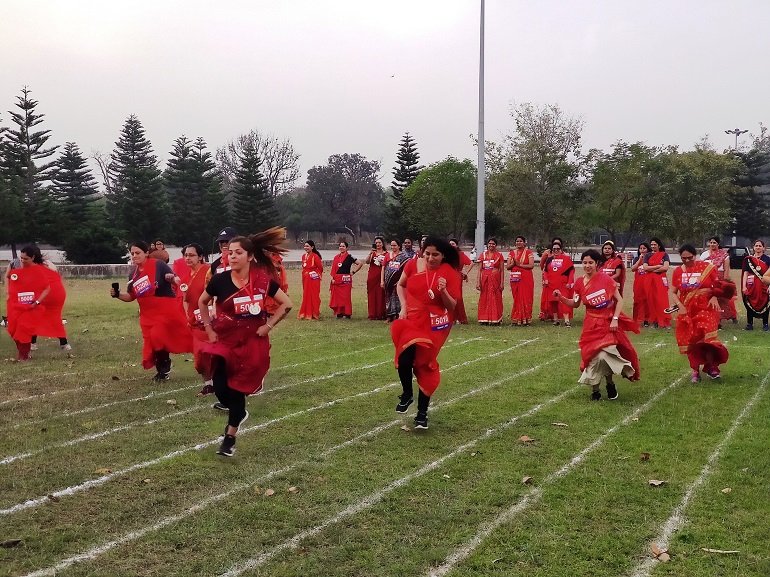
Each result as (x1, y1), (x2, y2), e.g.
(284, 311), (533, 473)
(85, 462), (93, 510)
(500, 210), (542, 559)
(725, 128), (748, 150)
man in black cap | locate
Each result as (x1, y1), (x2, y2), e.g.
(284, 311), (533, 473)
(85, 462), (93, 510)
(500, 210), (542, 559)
(208, 227), (238, 280)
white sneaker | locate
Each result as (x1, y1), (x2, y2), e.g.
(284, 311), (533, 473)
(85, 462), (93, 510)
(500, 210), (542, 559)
(61, 344), (72, 351)
(30, 344), (38, 351)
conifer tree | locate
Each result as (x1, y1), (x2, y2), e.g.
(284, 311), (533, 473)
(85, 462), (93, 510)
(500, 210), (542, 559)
(385, 132), (422, 237)
(3, 87), (59, 244)
(230, 140), (276, 234)
(0, 115), (26, 251)
(193, 137), (228, 249)
(107, 115), (166, 241)
(53, 142), (100, 223)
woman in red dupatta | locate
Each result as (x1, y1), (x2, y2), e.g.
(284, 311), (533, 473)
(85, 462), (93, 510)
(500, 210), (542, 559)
(5, 246), (69, 361)
(391, 237), (460, 430)
(741, 239), (770, 331)
(642, 237), (672, 328)
(298, 240), (323, 320)
(538, 237), (563, 320)
(449, 238), (474, 324)
(110, 241), (193, 381)
(631, 242), (652, 326)
(198, 229), (293, 457)
(600, 240), (626, 295)
(542, 243), (575, 326)
(476, 237), (504, 325)
(554, 249), (640, 400)
(365, 236), (388, 320)
(671, 244), (734, 382)
(699, 236), (738, 324)
(507, 235), (535, 326)
(180, 243), (213, 395)
(330, 240), (363, 318)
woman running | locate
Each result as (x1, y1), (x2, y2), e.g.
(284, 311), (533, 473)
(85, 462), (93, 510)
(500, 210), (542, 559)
(699, 236), (738, 325)
(180, 243), (213, 395)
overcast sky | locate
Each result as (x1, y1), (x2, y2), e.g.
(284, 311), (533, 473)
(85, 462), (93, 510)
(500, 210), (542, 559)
(2, 0), (768, 187)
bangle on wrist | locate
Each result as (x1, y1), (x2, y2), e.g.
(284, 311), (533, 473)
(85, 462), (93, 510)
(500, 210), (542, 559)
(266, 322), (274, 329)
(612, 316), (619, 320)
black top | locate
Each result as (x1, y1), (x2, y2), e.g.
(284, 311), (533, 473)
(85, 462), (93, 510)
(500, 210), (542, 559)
(335, 254), (356, 275)
(206, 271), (280, 302)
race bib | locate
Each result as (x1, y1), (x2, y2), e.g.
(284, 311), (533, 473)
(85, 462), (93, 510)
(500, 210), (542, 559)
(216, 265), (231, 274)
(388, 260), (401, 271)
(602, 268), (615, 276)
(133, 275), (152, 297)
(681, 272), (702, 288)
(661, 276), (669, 288)
(430, 309), (451, 331)
(747, 276), (754, 286)
(17, 291), (35, 304)
(509, 271), (522, 283)
(233, 294), (264, 316)
(551, 258), (563, 272)
(340, 274), (352, 284)
(309, 271), (321, 280)
(483, 259), (495, 270)
(375, 255), (385, 266)
(193, 305), (216, 323)
(586, 288), (611, 309)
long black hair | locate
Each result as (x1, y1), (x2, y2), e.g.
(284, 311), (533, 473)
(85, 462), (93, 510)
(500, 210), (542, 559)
(230, 227), (288, 275)
(20, 244), (44, 264)
(649, 237), (665, 251)
(423, 236), (460, 269)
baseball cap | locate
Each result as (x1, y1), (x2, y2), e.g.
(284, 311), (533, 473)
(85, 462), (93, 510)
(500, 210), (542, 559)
(216, 227), (237, 242)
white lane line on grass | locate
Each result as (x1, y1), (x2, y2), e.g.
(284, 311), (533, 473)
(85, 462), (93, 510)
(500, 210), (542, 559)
(3, 371), (78, 387)
(18, 339), (543, 577)
(275, 343), (390, 369)
(628, 370), (770, 577)
(0, 337), (490, 466)
(427, 370), (685, 577)
(1, 338), (526, 518)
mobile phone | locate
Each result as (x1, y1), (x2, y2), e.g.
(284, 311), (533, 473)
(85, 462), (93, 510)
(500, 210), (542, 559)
(111, 282), (120, 298)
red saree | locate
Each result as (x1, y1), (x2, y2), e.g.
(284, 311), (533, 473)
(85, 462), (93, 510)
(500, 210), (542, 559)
(700, 249), (737, 320)
(632, 257), (650, 323)
(265, 253), (288, 316)
(390, 260), (460, 396)
(183, 264), (212, 380)
(329, 252), (354, 317)
(645, 251), (671, 327)
(298, 252), (323, 319)
(477, 250), (504, 323)
(454, 250), (472, 324)
(6, 264), (66, 354)
(574, 272), (640, 379)
(542, 254), (575, 319)
(199, 265), (273, 394)
(672, 261), (732, 372)
(601, 254), (626, 295)
(129, 258), (193, 369)
(742, 255), (770, 315)
(508, 248), (534, 324)
(366, 250), (387, 320)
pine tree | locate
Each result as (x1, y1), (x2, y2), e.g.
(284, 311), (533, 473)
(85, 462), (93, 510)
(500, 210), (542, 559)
(52, 142), (100, 223)
(3, 87), (59, 243)
(107, 115), (166, 241)
(0, 115), (26, 252)
(230, 140), (276, 234)
(193, 137), (228, 250)
(385, 132), (422, 237)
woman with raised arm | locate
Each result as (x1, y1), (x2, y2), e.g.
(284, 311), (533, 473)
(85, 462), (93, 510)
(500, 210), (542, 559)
(110, 241), (192, 381)
(553, 249), (640, 401)
(330, 240), (363, 318)
(198, 228), (293, 457)
(391, 237), (460, 430)
(506, 235), (535, 326)
(298, 240), (323, 320)
(699, 236), (738, 325)
(642, 237), (672, 328)
(670, 244), (733, 382)
(742, 239), (770, 330)
(476, 237), (505, 325)
(631, 242), (651, 326)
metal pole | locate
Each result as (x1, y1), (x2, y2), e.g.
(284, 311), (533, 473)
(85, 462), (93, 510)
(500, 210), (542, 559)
(475, 0), (486, 256)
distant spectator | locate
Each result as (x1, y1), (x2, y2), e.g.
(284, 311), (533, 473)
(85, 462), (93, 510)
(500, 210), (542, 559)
(149, 239), (170, 263)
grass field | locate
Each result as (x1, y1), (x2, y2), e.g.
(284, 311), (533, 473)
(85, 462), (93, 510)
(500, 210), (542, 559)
(1, 270), (769, 577)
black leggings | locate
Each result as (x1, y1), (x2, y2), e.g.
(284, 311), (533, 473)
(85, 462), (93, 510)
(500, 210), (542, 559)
(744, 305), (769, 326)
(397, 345), (430, 413)
(212, 360), (248, 428)
(30, 336), (69, 346)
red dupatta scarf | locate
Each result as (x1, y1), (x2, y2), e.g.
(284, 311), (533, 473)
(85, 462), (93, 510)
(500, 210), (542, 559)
(744, 256), (770, 314)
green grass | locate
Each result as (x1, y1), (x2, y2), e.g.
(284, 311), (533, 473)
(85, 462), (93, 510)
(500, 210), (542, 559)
(0, 272), (768, 577)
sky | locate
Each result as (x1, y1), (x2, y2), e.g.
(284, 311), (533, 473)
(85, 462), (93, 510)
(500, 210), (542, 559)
(2, 0), (769, 188)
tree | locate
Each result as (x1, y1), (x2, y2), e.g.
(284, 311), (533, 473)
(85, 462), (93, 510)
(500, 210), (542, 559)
(0, 113), (26, 252)
(192, 137), (229, 250)
(52, 142), (100, 224)
(385, 132), (422, 237)
(402, 157), (476, 238)
(62, 214), (127, 264)
(486, 103), (585, 246)
(106, 115), (167, 241)
(306, 153), (384, 237)
(731, 147), (770, 240)
(3, 87), (59, 245)
(216, 130), (300, 198)
(229, 139), (277, 234)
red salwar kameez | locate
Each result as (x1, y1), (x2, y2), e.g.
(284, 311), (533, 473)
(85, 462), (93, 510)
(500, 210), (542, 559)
(508, 248), (535, 325)
(477, 250), (504, 324)
(390, 259), (460, 396)
(298, 252), (323, 319)
(644, 251), (672, 328)
(366, 250), (387, 320)
(542, 254), (575, 321)
(672, 261), (733, 379)
(573, 272), (640, 385)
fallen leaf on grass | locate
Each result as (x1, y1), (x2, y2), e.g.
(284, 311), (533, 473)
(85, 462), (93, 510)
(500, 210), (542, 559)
(651, 543), (670, 562)
(1, 539), (23, 548)
(400, 425), (410, 432)
(142, 478), (151, 484)
(111, 376), (120, 381)
(82, 328), (89, 333)
(632, 417), (639, 422)
(720, 487), (732, 494)
(442, 474), (451, 479)
(95, 468), (112, 475)
(702, 548), (739, 554)
(522, 476), (534, 485)
(751, 373), (759, 378)
(47, 494), (60, 502)
(649, 479), (667, 487)
(551, 422), (568, 428)
(640, 452), (651, 461)
(470, 452), (477, 457)
(288, 486), (300, 494)
(264, 489), (275, 497)
(166, 399), (177, 406)
(518, 435), (534, 443)
(491, 557), (503, 564)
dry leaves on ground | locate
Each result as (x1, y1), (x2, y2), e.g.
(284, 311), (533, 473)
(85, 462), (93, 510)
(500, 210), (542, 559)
(640, 452), (651, 461)
(95, 467), (112, 475)
(551, 422), (568, 428)
(702, 548), (739, 554)
(400, 425), (410, 432)
(519, 435), (534, 443)
(721, 487), (732, 494)
(166, 399), (177, 406)
(288, 486), (300, 494)
(264, 489), (275, 497)
(522, 476), (534, 485)
(651, 543), (670, 562)
(649, 479), (667, 487)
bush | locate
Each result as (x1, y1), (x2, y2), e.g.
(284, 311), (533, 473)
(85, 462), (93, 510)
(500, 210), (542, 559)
(63, 224), (127, 264)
